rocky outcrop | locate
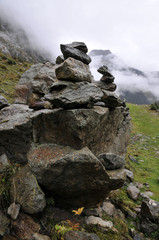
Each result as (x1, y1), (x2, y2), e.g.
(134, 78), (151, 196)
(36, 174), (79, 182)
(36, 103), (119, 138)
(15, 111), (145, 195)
(0, 42), (130, 237)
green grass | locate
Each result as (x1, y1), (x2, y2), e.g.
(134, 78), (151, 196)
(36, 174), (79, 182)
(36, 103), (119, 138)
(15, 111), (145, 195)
(0, 51), (32, 103)
(126, 104), (159, 201)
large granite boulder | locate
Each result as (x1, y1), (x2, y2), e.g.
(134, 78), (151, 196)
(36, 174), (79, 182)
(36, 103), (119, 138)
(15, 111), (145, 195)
(60, 43), (91, 65)
(55, 57), (93, 82)
(45, 81), (103, 108)
(32, 106), (130, 156)
(10, 165), (46, 214)
(0, 104), (33, 164)
(28, 144), (111, 207)
(15, 62), (56, 105)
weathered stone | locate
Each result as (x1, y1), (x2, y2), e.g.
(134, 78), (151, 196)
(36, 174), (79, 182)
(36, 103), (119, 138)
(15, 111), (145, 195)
(28, 145), (112, 207)
(129, 155), (138, 163)
(106, 168), (126, 190)
(98, 153), (125, 170)
(140, 219), (158, 235)
(3, 236), (18, 240)
(45, 82), (103, 108)
(55, 58), (93, 82)
(32, 106), (130, 156)
(60, 44), (91, 64)
(0, 211), (10, 236)
(97, 65), (109, 74)
(14, 63), (56, 105)
(0, 151), (10, 173)
(86, 216), (113, 229)
(63, 41), (88, 53)
(113, 209), (125, 221)
(141, 198), (159, 222)
(32, 233), (51, 240)
(127, 185), (140, 201)
(100, 75), (115, 83)
(102, 90), (123, 108)
(0, 104), (33, 164)
(10, 165), (46, 214)
(140, 191), (153, 199)
(102, 201), (116, 216)
(7, 202), (20, 220)
(12, 213), (40, 240)
(0, 95), (9, 110)
(83, 208), (101, 217)
(56, 55), (64, 64)
(95, 81), (117, 92)
(125, 169), (134, 182)
(64, 231), (100, 240)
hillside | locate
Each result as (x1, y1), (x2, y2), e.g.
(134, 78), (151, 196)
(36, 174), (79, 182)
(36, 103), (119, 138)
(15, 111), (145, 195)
(0, 51), (32, 103)
(126, 104), (159, 201)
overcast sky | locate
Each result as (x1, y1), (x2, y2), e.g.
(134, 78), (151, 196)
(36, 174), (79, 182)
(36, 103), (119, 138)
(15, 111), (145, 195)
(1, 0), (159, 71)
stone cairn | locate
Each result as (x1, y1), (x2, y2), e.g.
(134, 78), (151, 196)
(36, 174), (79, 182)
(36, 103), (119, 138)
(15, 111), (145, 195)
(0, 42), (131, 239)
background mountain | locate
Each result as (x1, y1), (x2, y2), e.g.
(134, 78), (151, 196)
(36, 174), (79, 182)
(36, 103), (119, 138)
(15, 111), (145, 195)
(89, 50), (158, 104)
(0, 16), (50, 63)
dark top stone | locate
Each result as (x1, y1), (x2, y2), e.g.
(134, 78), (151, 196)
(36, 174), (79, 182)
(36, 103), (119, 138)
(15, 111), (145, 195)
(64, 41), (88, 53)
(60, 44), (91, 65)
(97, 65), (109, 74)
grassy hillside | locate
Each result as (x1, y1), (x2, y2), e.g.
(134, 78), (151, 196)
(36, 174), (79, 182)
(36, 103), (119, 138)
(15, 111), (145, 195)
(126, 104), (159, 201)
(0, 52), (32, 103)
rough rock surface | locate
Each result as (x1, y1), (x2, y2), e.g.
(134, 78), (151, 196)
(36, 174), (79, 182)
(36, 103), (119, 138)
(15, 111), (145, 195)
(95, 81), (117, 92)
(55, 57), (93, 82)
(0, 95), (9, 110)
(102, 90), (123, 108)
(64, 231), (100, 240)
(127, 185), (140, 201)
(102, 201), (116, 216)
(15, 62), (56, 105)
(28, 144), (112, 207)
(32, 233), (51, 240)
(98, 153), (125, 170)
(106, 168), (126, 190)
(63, 41), (88, 53)
(10, 165), (46, 214)
(12, 213), (40, 240)
(45, 81), (103, 108)
(140, 219), (158, 235)
(141, 198), (159, 222)
(0, 211), (10, 236)
(60, 44), (91, 64)
(86, 216), (113, 228)
(125, 169), (134, 182)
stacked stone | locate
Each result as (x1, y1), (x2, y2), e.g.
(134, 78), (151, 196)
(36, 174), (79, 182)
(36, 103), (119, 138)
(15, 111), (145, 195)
(55, 41), (93, 83)
(96, 65), (117, 92)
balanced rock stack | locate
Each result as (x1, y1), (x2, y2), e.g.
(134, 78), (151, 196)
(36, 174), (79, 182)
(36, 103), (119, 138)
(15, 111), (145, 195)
(96, 65), (117, 92)
(0, 42), (130, 234)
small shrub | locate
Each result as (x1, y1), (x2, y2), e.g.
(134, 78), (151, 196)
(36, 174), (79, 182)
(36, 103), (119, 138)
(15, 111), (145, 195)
(7, 59), (16, 65)
(150, 102), (159, 111)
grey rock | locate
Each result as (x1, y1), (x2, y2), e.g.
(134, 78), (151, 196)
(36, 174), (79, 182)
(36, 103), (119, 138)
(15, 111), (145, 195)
(10, 165), (46, 214)
(102, 90), (123, 108)
(102, 200), (116, 216)
(45, 81), (103, 109)
(29, 101), (52, 110)
(100, 75), (115, 83)
(95, 81), (117, 92)
(86, 216), (113, 228)
(140, 191), (153, 199)
(127, 185), (140, 200)
(28, 144), (112, 208)
(0, 211), (10, 236)
(15, 63), (56, 105)
(140, 219), (158, 235)
(32, 106), (130, 156)
(0, 152), (10, 173)
(64, 231), (100, 240)
(125, 169), (134, 182)
(55, 57), (93, 82)
(98, 153), (125, 170)
(113, 209), (125, 221)
(7, 202), (20, 220)
(0, 95), (9, 110)
(56, 55), (64, 64)
(106, 168), (126, 190)
(0, 104), (33, 164)
(129, 155), (138, 163)
(63, 41), (88, 53)
(141, 198), (159, 222)
(32, 233), (51, 240)
(60, 44), (91, 64)
(83, 208), (101, 217)
(97, 65), (109, 74)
